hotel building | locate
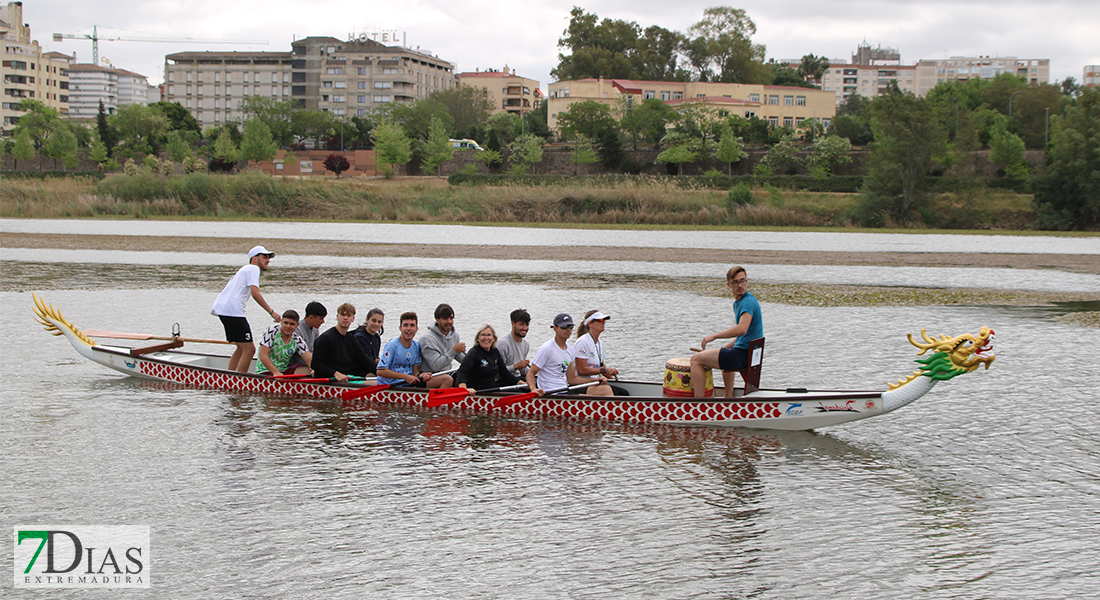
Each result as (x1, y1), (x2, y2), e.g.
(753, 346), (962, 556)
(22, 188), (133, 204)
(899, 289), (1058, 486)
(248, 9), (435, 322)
(164, 35), (457, 131)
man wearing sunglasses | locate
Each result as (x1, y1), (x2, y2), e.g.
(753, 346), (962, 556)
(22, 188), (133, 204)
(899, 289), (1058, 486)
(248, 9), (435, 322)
(689, 266), (763, 398)
(526, 313), (610, 397)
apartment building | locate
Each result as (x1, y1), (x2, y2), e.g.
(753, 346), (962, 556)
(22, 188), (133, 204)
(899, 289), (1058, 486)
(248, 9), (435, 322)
(66, 63), (153, 120)
(164, 35), (457, 130)
(915, 56), (1049, 96)
(820, 44), (916, 104)
(546, 78), (835, 133)
(1083, 65), (1100, 89)
(458, 66), (542, 117)
(1, 1), (71, 134)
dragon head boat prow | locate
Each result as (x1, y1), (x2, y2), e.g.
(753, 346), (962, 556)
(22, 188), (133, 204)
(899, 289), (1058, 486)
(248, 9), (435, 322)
(32, 294), (97, 359)
(882, 327), (995, 413)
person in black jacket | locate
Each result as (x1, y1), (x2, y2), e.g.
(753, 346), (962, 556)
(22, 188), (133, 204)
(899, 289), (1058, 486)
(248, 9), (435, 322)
(454, 324), (520, 394)
(312, 303), (374, 382)
(352, 307), (384, 374)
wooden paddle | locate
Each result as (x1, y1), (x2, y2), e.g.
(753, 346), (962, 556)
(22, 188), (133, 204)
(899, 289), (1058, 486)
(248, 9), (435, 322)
(492, 381), (599, 409)
(84, 329), (233, 345)
(426, 383), (528, 408)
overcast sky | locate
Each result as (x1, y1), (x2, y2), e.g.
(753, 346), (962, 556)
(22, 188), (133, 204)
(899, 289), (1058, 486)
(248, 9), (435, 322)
(28, 0), (1100, 89)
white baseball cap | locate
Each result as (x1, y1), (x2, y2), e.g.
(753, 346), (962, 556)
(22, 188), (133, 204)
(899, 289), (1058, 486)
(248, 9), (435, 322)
(248, 245), (275, 259)
(584, 311), (610, 325)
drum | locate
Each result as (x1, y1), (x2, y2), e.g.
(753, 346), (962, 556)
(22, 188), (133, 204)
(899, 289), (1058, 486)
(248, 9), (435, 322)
(663, 357), (713, 398)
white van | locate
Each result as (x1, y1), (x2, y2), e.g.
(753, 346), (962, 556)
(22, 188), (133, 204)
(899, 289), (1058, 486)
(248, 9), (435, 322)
(449, 139), (485, 151)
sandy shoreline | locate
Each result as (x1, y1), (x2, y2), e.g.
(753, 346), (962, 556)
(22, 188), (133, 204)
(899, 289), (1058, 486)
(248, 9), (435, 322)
(3, 232), (1098, 313)
(4, 232), (1100, 274)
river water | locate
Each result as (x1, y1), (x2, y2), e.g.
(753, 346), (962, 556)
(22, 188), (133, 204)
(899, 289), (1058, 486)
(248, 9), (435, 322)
(2, 221), (1098, 598)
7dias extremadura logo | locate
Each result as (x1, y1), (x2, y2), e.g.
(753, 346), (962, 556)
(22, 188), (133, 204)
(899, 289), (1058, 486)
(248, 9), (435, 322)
(14, 526), (150, 588)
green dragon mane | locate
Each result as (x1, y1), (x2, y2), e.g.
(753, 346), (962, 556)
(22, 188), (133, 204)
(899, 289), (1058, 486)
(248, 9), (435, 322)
(915, 351), (966, 381)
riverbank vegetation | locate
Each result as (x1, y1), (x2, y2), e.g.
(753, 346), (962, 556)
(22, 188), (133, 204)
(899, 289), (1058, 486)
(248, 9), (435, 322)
(1, 172), (1046, 230)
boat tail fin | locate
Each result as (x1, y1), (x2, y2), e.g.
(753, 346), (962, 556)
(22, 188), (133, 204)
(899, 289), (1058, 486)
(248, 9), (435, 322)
(32, 294), (97, 359)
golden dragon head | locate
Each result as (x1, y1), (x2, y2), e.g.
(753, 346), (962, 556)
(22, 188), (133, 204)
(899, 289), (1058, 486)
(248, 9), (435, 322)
(908, 327), (995, 379)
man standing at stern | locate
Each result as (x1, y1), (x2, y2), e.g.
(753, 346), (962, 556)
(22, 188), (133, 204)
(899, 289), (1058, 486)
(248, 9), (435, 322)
(211, 245), (280, 372)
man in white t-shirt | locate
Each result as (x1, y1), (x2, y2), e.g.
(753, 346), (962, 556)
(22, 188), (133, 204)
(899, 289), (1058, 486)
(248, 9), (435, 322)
(526, 313), (609, 397)
(211, 245), (280, 372)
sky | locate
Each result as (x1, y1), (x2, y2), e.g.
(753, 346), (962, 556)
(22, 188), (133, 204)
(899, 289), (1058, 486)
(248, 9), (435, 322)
(25, 0), (1100, 89)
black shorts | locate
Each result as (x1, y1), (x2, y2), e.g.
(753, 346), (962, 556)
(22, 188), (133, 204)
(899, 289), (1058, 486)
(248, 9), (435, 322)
(219, 316), (253, 343)
(718, 347), (749, 371)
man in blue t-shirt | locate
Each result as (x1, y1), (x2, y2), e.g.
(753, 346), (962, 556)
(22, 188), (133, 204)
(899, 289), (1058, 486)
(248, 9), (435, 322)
(689, 266), (763, 398)
(376, 312), (453, 389)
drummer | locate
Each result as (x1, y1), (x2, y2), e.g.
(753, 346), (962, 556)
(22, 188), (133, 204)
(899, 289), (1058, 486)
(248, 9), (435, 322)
(689, 266), (763, 397)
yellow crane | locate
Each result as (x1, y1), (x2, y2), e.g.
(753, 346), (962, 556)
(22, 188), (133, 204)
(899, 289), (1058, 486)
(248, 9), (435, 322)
(53, 27), (266, 65)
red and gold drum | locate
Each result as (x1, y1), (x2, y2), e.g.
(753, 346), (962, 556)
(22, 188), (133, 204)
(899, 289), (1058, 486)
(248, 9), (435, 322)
(663, 357), (713, 397)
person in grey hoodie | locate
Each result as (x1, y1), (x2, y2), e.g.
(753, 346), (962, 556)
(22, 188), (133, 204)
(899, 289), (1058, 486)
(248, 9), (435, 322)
(420, 303), (467, 373)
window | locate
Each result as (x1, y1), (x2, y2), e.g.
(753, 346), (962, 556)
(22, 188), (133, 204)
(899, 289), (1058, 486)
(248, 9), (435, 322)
(333, 95), (345, 102)
(168, 72), (175, 82)
(745, 111), (755, 118)
(672, 91), (683, 100)
(660, 91), (671, 101)
(358, 81), (366, 89)
(783, 117), (793, 127)
(186, 72), (192, 82)
(644, 90), (656, 99)
(292, 86), (305, 96)
(358, 68), (367, 75)
(382, 68), (399, 75)
(214, 72), (220, 82)
(358, 109), (367, 116)
(768, 117), (778, 126)
(326, 68), (342, 74)
(373, 95), (391, 103)
(374, 81), (392, 89)
(784, 96), (793, 106)
(272, 73), (278, 83)
(335, 81), (346, 89)
(749, 93), (760, 102)
(796, 96), (806, 106)
(768, 95), (778, 105)
(333, 108), (346, 116)
(324, 81), (333, 88)
(358, 95), (366, 103)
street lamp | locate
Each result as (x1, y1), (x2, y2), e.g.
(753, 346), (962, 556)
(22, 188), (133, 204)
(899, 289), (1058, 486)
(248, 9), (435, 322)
(1008, 90), (1022, 118)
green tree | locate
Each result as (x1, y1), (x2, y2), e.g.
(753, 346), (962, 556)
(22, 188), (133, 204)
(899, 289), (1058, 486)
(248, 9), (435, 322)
(988, 119), (1028, 176)
(485, 112), (523, 146)
(431, 86), (493, 138)
(12, 99), (61, 149)
(1032, 87), (1100, 229)
(165, 130), (194, 162)
(11, 129), (35, 169)
(770, 63), (817, 89)
(716, 124), (747, 175)
(683, 7), (770, 84)
(239, 97), (296, 147)
(373, 122), (412, 174)
(506, 133), (544, 174)
(799, 54), (831, 86)
(760, 131), (802, 174)
(290, 109), (336, 147)
(420, 115), (455, 175)
(41, 122), (79, 169)
(556, 100), (617, 140)
(88, 133), (109, 165)
(655, 136), (696, 175)
(552, 8), (689, 82)
(111, 104), (168, 155)
(149, 101), (201, 134)
(806, 134), (852, 177)
(96, 100), (119, 156)
(208, 127), (240, 172)
(620, 97), (676, 150)
(524, 102), (552, 140)
(862, 85), (948, 218)
(568, 134), (599, 175)
(239, 118), (279, 163)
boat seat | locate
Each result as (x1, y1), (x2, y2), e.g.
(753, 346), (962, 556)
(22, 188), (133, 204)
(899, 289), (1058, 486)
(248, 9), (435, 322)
(741, 337), (765, 395)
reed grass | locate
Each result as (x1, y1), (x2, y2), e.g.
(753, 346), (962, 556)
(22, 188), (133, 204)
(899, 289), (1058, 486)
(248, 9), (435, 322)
(0, 171), (1043, 230)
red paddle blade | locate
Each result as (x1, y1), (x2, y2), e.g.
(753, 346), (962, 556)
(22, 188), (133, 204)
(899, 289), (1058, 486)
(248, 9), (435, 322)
(492, 391), (538, 409)
(271, 373), (311, 379)
(341, 383), (389, 401)
(426, 388), (471, 408)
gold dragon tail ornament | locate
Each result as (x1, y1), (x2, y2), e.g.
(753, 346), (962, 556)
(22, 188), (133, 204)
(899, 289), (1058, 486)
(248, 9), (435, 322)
(33, 294), (98, 359)
(882, 327), (995, 413)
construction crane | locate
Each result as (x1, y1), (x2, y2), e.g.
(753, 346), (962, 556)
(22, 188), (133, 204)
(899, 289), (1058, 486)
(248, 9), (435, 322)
(53, 26), (266, 65)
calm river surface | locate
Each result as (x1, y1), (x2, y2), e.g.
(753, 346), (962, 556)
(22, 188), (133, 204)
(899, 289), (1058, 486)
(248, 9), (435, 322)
(2, 222), (1098, 599)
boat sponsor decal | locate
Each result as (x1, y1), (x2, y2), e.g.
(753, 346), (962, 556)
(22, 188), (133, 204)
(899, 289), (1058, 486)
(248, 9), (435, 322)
(784, 403), (803, 416)
(865, 400), (876, 410)
(13, 526), (150, 588)
(815, 400), (859, 413)
(124, 360), (136, 370)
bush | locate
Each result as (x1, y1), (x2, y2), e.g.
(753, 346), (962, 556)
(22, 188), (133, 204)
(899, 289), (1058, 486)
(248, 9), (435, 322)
(167, 173), (229, 211)
(228, 170), (288, 213)
(96, 172), (167, 201)
(727, 183), (755, 207)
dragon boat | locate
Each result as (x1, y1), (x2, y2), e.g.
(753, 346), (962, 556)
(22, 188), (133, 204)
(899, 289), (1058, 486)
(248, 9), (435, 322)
(33, 295), (995, 431)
